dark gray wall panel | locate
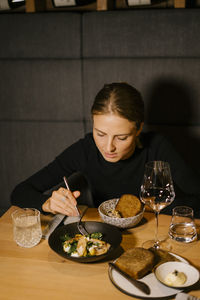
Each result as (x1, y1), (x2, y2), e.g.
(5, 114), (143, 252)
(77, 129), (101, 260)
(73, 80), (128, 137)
(144, 124), (200, 174)
(0, 60), (83, 121)
(83, 10), (200, 58)
(0, 121), (84, 212)
(0, 10), (200, 214)
(82, 58), (200, 125)
(0, 13), (81, 58)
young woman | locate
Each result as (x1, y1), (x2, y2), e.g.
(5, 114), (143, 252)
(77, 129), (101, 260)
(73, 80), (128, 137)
(11, 83), (200, 217)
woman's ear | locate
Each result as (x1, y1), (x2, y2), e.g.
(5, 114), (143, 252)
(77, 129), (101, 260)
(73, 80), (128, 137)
(136, 122), (144, 136)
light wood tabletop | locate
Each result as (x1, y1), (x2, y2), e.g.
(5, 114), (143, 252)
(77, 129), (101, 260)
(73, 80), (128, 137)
(0, 206), (200, 300)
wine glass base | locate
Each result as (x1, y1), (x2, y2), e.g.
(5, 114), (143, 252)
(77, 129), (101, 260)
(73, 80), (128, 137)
(142, 237), (172, 251)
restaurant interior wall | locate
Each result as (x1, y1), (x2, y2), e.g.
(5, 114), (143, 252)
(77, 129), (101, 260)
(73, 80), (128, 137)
(0, 8), (199, 216)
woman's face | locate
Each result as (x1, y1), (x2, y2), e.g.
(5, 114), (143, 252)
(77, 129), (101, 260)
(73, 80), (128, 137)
(93, 113), (143, 163)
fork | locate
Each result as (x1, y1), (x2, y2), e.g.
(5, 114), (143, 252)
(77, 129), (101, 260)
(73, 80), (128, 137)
(63, 176), (89, 236)
(76, 207), (89, 235)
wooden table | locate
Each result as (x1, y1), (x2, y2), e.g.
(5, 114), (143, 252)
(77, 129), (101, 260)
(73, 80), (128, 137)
(0, 206), (200, 300)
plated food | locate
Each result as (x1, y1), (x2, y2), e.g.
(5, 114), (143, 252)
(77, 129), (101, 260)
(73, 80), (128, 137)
(113, 247), (180, 280)
(98, 195), (144, 228)
(149, 247), (180, 268)
(115, 247), (155, 279)
(154, 261), (200, 289)
(48, 221), (122, 263)
(62, 232), (110, 257)
(115, 194), (143, 218)
(164, 270), (186, 286)
(108, 247), (192, 299)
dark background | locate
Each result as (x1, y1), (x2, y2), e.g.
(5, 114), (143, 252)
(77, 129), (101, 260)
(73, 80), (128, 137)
(0, 9), (199, 214)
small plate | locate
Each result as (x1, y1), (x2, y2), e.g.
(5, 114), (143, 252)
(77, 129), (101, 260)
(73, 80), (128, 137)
(108, 253), (189, 299)
(48, 221), (122, 263)
(154, 261), (200, 289)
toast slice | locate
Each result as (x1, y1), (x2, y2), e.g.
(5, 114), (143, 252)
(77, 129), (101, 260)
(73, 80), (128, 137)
(149, 248), (180, 270)
(116, 194), (142, 218)
(115, 247), (155, 279)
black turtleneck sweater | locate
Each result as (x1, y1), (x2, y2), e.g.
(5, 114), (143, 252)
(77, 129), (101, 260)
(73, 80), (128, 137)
(11, 132), (200, 217)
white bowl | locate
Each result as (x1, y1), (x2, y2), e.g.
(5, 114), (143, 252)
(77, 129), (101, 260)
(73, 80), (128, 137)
(98, 198), (144, 229)
(154, 261), (200, 288)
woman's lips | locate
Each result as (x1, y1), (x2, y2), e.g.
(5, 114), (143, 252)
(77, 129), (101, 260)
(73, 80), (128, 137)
(104, 152), (117, 158)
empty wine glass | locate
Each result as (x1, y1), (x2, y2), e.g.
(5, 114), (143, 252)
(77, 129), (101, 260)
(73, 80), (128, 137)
(140, 161), (175, 249)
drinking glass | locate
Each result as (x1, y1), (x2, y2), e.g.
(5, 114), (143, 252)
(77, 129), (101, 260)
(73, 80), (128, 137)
(140, 161), (175, 249)
(169, 206), (197, 243)
(11, 208), (42, 248)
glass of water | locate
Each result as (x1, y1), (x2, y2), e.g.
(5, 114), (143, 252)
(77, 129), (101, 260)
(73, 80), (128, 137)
(169, 206), (197, 243)
(11, 208), (42, 248)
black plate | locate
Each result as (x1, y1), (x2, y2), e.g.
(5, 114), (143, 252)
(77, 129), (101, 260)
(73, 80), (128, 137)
(48, 221), (122, 263)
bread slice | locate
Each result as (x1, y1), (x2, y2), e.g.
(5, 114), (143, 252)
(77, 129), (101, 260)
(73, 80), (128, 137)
(115, 247), (155, 279)
(116, 194), (142, 218)
(149, 248), (180, 269)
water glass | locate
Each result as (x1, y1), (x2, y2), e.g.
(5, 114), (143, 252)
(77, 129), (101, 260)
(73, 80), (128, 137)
(11, 208), (42, 248)
(169, 206), (197, 243)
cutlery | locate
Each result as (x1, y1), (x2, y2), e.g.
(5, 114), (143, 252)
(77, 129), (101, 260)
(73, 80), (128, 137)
(76, 210), (89, 235)
(176, 293), (200, 300)
(109, 262), (151, 295)
(42, 213), (66, 239)
(63, 176), (89, 235)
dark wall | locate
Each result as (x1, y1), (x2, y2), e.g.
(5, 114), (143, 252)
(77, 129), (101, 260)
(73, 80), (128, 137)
(0, 9), (199, 214)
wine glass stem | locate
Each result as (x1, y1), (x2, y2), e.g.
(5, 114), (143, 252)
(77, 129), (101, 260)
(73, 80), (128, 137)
(154, 211), (160, 249)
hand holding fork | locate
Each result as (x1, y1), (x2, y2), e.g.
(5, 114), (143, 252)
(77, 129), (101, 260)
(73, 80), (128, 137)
(63, 176), (89, 235)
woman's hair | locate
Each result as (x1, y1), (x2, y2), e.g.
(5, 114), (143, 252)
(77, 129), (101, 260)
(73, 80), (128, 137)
(91, 82), (144, 129)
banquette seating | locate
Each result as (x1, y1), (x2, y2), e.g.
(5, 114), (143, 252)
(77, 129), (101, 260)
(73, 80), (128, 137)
(0, 9), (199, 215)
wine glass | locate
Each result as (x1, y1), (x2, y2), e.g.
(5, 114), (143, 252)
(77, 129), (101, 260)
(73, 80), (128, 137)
(140, 161), (175, 250)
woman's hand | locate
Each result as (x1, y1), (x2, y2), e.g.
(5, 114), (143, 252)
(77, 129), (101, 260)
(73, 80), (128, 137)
(42, 187), (80, 216)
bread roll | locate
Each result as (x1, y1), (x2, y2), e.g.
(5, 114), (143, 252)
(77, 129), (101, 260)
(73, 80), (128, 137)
(116, 194), (142, 218)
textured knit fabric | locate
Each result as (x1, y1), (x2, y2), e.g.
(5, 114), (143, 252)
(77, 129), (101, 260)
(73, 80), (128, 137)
(11, 132), (200, 217)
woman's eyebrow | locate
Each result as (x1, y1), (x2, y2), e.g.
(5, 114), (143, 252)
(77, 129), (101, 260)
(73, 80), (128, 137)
(116, 133), (132, 136)
(94, 128), (106, 134)
(94, 128), (131, 136)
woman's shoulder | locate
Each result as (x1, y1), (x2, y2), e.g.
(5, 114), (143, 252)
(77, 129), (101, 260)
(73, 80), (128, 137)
(79, 132), (96, 148)
(58, 132), (95, 156)
(55, 133), (95, 169)
(83, 132), (94, 142)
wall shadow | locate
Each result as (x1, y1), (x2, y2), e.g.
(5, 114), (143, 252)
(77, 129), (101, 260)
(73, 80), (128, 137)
(145, 78), (200, 174)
